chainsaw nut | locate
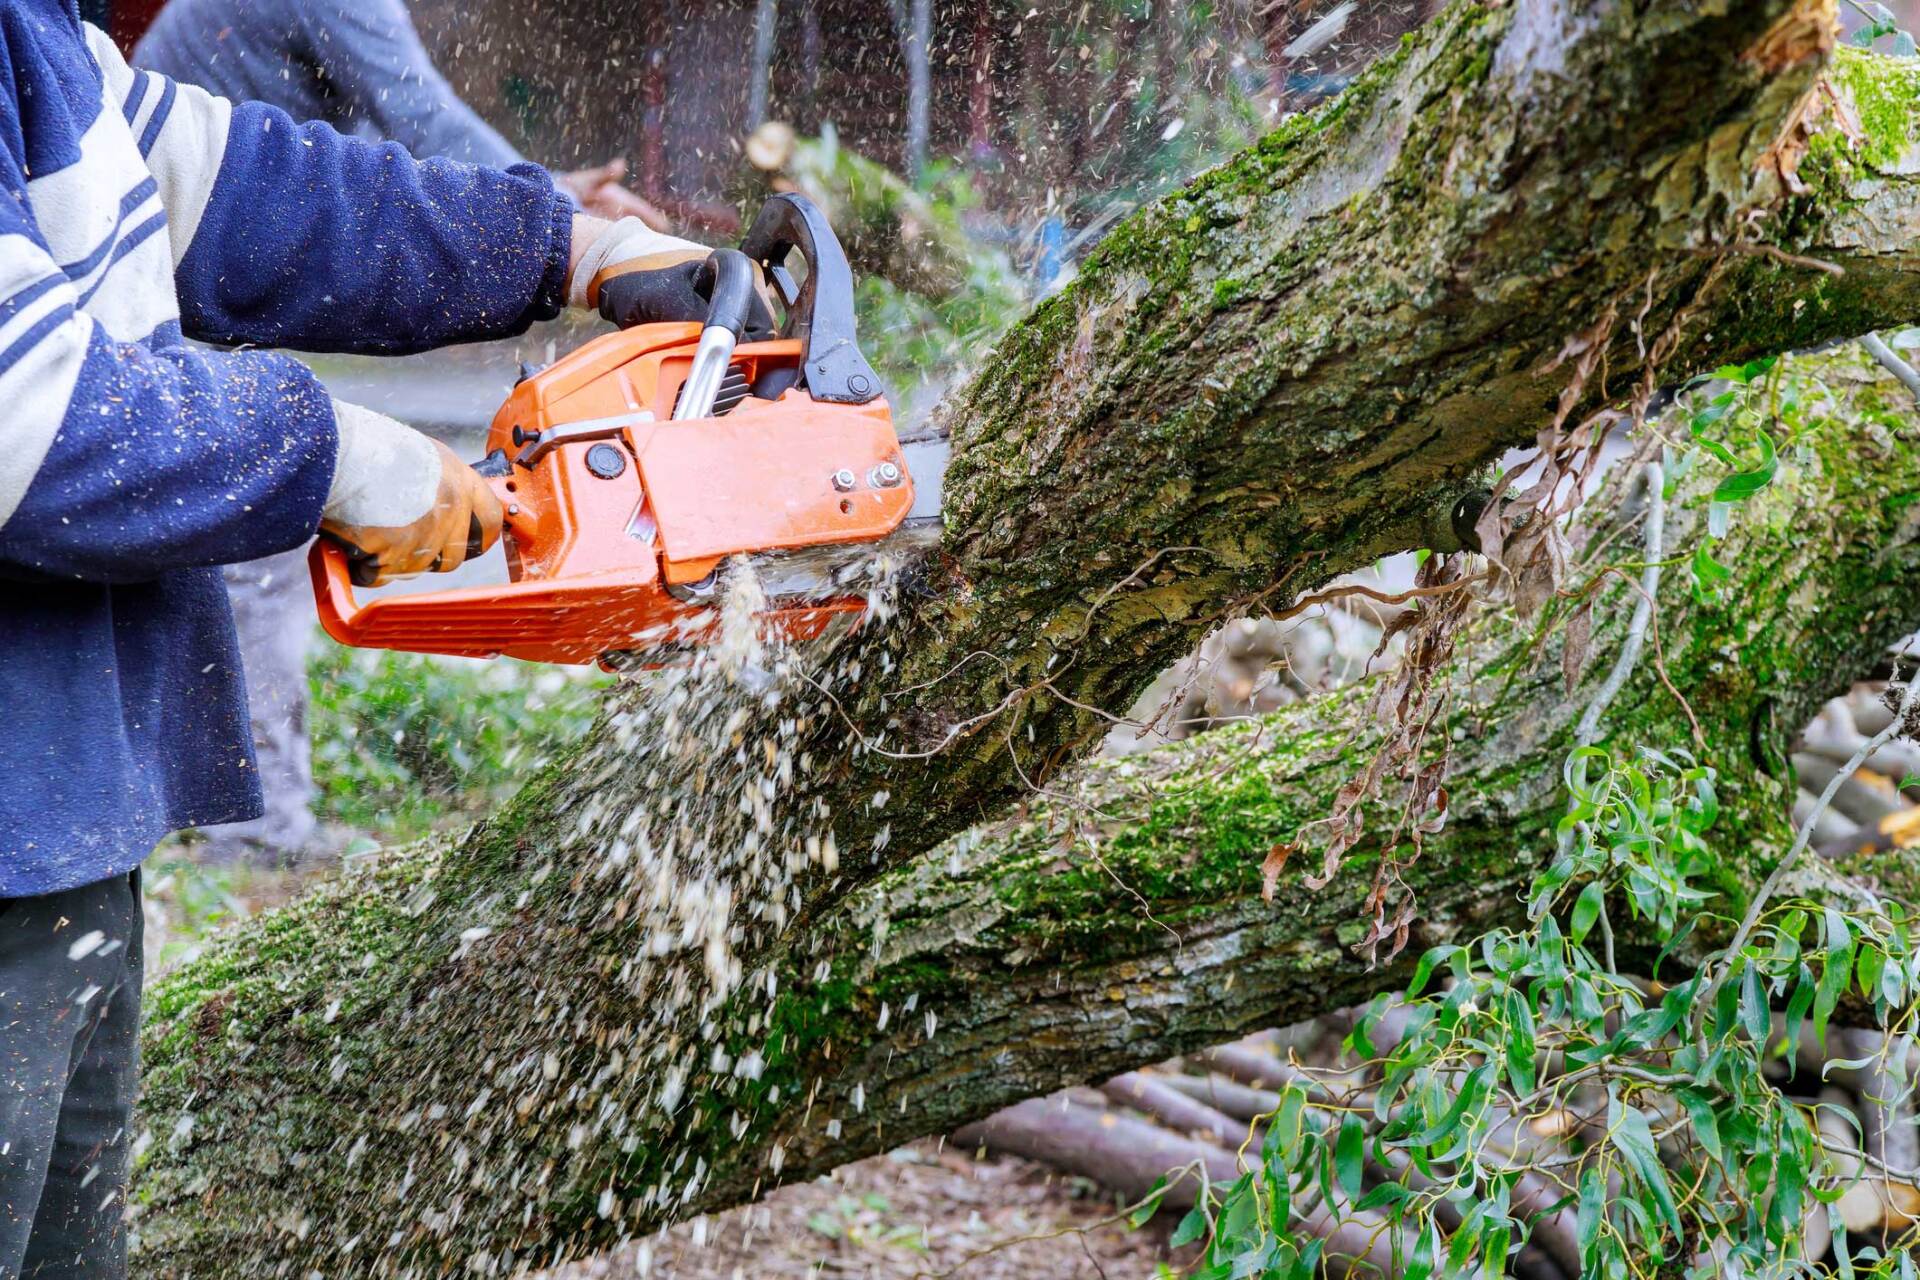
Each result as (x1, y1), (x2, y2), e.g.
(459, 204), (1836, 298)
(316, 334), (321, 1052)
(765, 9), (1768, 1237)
(831, 468), (858, 492)
(586, 443), (628, 479)
(870, 461), (902, 488)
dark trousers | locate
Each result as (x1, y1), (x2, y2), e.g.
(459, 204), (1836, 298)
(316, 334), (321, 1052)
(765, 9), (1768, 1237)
(0, 873), (142, 1279)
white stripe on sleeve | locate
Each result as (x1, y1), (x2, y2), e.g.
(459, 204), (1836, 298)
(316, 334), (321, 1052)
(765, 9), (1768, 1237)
(83, 24), (232, 263)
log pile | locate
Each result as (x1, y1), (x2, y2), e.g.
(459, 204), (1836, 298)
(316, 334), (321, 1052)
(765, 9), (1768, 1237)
(962, 991), (1920, 1273)
(959, 551), (1920, 1270)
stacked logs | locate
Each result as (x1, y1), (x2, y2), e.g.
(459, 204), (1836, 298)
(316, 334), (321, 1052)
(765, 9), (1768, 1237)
(956, 1006), (1920, 1273)
(959, 614), (1920, 1271)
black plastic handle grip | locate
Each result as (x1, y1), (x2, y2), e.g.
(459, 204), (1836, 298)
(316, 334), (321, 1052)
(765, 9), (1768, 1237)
(695, 248), (756, 339)
(346, 547), (380, 589)
(343, 516), (487, 589)
(465, 449), (512, 562)
(738, 193), (883, 405)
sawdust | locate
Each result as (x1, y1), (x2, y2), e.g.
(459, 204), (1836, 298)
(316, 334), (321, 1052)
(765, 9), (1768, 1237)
(528, 544), (916, 1218)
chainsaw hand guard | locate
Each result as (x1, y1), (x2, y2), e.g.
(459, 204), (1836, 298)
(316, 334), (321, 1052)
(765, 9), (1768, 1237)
(740, 194), (885, 406)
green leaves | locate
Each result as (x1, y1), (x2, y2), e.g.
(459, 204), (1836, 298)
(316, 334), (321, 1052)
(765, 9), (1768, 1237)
(1848, 1), (1918, 50)
(1813, 908), (1856, 1051)
(1505, 989), (1538, 1097)
(1542, 746), (1718, 939)
(310, 646), (608, 839)
(1576, 1164), (1606, 1261)
(1169, 1205), (1207, 1248)
(1690, 539), (1732, 602)
(1125, 671), (1920, 1280)
(1570, 881), (1605, 944)
(1333, 1116), (1364, 1200)
(1684, 359), (1800, 603)
(1611, 1098), (1682, 1238)
(1396, 1064), (1490, 1147)
(1710, 426), (1777, 504)
(1129, 1176), (1168, 1228)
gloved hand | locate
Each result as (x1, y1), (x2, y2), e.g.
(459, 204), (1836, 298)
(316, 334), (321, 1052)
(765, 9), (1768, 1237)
(571, 217), (777, 337)
(320, 401), (503, 587)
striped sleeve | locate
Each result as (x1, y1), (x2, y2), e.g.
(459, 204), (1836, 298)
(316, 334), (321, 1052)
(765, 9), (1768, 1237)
(0, 197), (337, 583)
(85, 24), (229, 265)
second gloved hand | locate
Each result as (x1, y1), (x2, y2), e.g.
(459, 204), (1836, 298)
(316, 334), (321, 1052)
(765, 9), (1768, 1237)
(572, 217), (777, 336)
(321, 401), (503, 587)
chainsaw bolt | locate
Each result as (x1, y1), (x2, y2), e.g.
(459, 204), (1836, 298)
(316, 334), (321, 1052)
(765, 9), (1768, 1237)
(870, 461), (902, 488)
(831, 468), (858, 492)
(848, 373), (871, 397)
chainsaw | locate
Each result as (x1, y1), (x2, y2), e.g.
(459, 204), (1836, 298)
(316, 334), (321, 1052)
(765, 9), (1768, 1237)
(310, 193), (946, 666)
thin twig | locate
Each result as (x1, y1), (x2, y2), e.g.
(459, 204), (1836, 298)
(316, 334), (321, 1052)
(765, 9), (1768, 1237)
(1861, 332), (1920, 404)
(1709, 664), (1920, 1004)
(1075, 545), (1214, 639)
(1269, 572), (1494, 626)
(1714, 241), (1845, 277)
(1575, 454), (1665, 747)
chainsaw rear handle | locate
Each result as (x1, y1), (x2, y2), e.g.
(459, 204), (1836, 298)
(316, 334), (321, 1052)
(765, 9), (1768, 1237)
(738, 193), (882, 405)
(328, 451), (514, 588)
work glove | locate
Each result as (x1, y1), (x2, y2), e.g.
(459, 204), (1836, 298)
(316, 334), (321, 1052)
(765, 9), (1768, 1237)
(320, 401), (503, 587)
(571, 217), (778, 337)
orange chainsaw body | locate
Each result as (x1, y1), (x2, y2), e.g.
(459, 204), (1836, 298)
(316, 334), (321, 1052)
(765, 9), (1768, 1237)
(310, 323), (910, 665)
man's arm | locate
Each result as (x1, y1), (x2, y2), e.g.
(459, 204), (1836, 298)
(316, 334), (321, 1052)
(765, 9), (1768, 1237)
(91, 26), (571, 357)
(294, 0), (526, 171)
(288, 1), (668, 222)
(0, 203), (337, 582)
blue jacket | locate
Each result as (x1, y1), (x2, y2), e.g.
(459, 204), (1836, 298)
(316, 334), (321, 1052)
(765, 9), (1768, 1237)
(0, 1), (572, 896)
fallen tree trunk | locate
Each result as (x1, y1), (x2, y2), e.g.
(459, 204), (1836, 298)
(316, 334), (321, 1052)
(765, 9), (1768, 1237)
(955, 1095), (1410, 1275)
(135, 345), (1920, 1272)
(131, 2), (1920, 1271)
(952, 1094), (1241, 1212)
(625, 354), (1920, 1229)
(132, 2), (1920, 1269)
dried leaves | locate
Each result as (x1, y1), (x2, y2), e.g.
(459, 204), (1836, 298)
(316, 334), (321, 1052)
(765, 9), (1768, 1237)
(1474, 306), (1621, 625)
(1285, 274), (1716, 960)
(1758, 78), (1859, 194)
(1297, 552), (1476, 966)
(1742, 0), (1838, 77)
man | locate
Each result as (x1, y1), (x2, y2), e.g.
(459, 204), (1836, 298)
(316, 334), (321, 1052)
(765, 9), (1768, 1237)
(0, 4), (713, 1274)
(134, 0), (665, 861)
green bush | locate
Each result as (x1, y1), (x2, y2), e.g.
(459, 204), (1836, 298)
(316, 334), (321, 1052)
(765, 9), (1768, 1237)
(308, 640), (609, 840)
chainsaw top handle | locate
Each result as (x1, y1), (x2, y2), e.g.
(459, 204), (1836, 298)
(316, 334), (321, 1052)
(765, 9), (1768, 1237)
(738, 192), (883, 406)
(694, 247), (757, 339)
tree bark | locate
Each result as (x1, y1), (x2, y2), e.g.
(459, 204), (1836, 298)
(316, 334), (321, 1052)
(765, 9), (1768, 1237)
(131, 4), (1920, 1273)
